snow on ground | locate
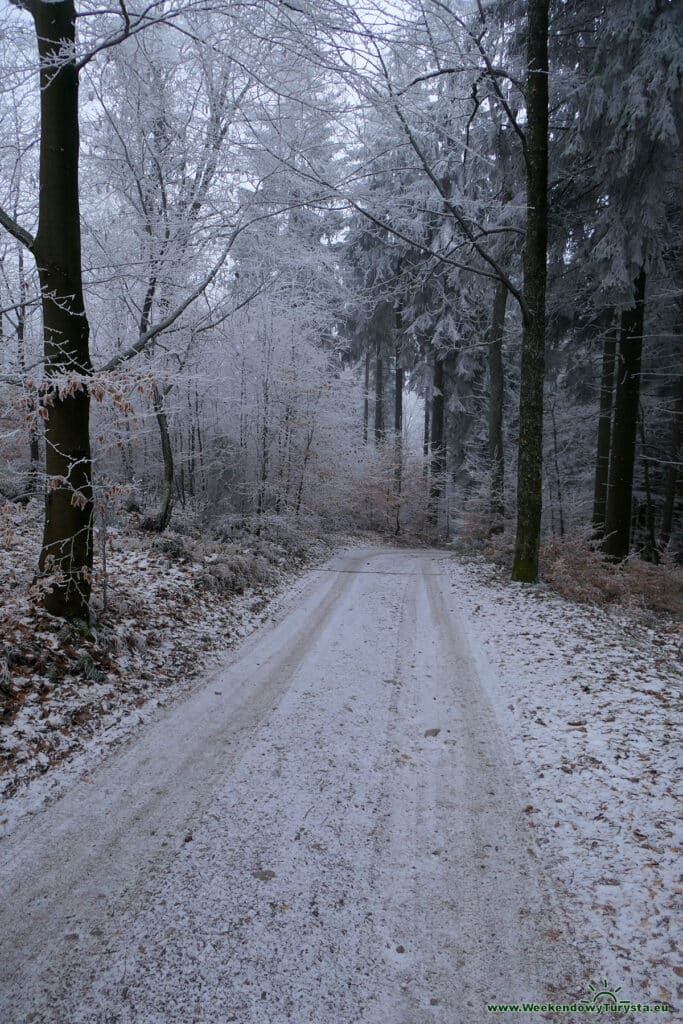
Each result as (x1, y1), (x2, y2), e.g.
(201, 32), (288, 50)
(447, 554), (681, 1013)
(0, 547), (585, 1024)
(0, 537), (679, 1021)
(0, 499), (342, 835)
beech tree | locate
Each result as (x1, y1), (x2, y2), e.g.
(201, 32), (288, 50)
(1, 0), (93, 619)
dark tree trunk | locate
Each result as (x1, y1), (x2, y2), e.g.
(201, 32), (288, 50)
(363, 349), (370, 444)
(592, 314), (618, 537)
(295, 424), (315, 516)
(430, 357), (446, 521)
(29, 0), (93, 619)
(511, 0), (549, 583)
(256, 365), (270, 525)
(660, 375), (682, 551)
(187, 388), (196, 499)
(550, 402), (565, 538)
(603, 269), (647, 561)
(394, 345), (403, 438)
(374, 338), (384, 444)
(143, 385), (174, 532)
(488, 280), (508, 533)
(638, 408), (658, 563)
(195, 387), (205, 494)
(423, 372), (431, 479)
(394, 313), (404, 535)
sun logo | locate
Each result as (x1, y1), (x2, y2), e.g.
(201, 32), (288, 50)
(587, 979), (623, 1005)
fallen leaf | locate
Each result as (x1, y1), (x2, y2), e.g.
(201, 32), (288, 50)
(252, 869), (276, 882)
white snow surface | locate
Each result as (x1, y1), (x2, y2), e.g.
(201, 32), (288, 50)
(0, 547), (679, 1023)
(450, 556), (681, 1014)
(0, 499), (340, 834)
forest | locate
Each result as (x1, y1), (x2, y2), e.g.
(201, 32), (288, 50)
(0, 0), (680, 625)
(0, 3), (681, 1022)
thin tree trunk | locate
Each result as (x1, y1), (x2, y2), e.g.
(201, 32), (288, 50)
(592, 314), (618, 537)
(488, 279), (508, 533)
(423, 372), (431, 480)
(374, 338), (384, 444)
(511, 0), (549, 583)
(137, 262), (174, 532)
(603, 269), (647, 560)
(295, 425), (314, 517)
(29, 0), (93, 619)
(660, 375), (683, 551)
(143, 385), (174, 532)
(257, 358), (270, 525)
(638, 407), (658, 563)
(122, 412), (134, 485)
(239, 350), (247, 457)
(188, 388), (196, 499)
(430, 357), (446, 522)
(550, 402), (565, 538)
(394, 314), (404, 536)
(363, 349), (370, 444)
(545, 466), (556, 536)
(195, 386), (205, 495)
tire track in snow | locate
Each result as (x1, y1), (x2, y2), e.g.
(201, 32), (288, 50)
(0, 549), (367, 1019)
(0, 547), (584, 1023)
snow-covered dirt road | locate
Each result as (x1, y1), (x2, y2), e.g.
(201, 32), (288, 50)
(1, 548), (584, 1023)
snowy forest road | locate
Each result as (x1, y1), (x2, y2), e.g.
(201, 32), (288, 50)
(0, 548), (581, 1023)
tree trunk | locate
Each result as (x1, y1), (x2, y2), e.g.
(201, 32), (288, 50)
(195, 387), (205, 495)
(592, 314), (618, 537)
(363, 349), (370, 444)
(257, 365), (270, 524)
(511, 0), (549, 583)
(30, 0), (93, 619)
(423, 372), (431, 479)
(659, 375), (682, 551)
(638, 408), (658, 563)
(488, 279), (508, 533)
(394, 314), (404, 536)
(143, 385), (174, 532)
(374, 338), (384, 444)
(603, 269), (647, 561)
(430, 357), (446, 522)
(550, 402), (565, 538)
(187, 388), (196, 499)
(295, 424), (315, 517)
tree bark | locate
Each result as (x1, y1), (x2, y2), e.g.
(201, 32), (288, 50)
(550, 402), (565, 538)
(374, 338), (384, 444)
(256, 355), (270, 525)
(143, 385), (174, 532)
(637, 408), (658, 563)
(488, 279), (508, 533)
(603, 269), (647, 561)
(511, 0), (549, 583)
(29, 0), (93, 619)
(430, 357), (446, 522)
(394, 313), (404, 535)
(423, 371), (431, 479)
(592, 314), (618, 537)
(363, 349), (370, 444)
(659, 375), (682, 551)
